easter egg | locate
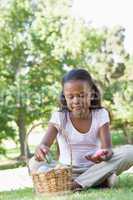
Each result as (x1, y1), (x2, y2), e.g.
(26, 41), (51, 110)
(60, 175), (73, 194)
(94, 149), (108, 160)
(37, 165), (53, 173)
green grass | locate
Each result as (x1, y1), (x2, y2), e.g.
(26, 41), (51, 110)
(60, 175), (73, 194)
(0, 174), (133, 200)
(112, 130), (126, 147)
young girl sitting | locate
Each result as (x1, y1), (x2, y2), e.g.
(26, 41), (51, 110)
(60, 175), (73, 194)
(29, 69), (133, 190)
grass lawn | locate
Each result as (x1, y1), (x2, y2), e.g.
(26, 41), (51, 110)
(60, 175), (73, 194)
(0, 130), (132, 200)
(0, 174), (133, 200)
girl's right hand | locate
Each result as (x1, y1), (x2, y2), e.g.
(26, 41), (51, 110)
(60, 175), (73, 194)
(85, 149), (112, 163)
(34, 144), (49, 161)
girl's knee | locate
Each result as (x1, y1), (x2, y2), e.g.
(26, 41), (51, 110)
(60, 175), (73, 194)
(112, 145), (133, 162)
(28, 156), (45, 173)
(121, 145), (133, 162)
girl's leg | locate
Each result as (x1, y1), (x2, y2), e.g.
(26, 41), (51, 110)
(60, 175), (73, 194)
(75, 145), (133, 188)
(28, 156), (57, 174)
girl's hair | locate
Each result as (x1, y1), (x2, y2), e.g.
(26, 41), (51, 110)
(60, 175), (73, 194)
(59, 68), (102, 112)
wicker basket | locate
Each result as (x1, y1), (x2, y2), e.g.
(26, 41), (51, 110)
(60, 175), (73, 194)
(25, 121), (73, 196)
(32, 166), (72, 195)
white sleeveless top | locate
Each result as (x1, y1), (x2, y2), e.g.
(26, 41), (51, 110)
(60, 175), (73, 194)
(49, 108), (110, 167)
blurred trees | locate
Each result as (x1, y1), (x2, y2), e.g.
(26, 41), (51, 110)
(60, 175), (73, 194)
(86, 27), (133, 144)
(0, 0), (103, 157)
(0, 0), (132, 158)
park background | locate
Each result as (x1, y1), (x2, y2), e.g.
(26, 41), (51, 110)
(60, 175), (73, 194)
(0, 0), (133, 200)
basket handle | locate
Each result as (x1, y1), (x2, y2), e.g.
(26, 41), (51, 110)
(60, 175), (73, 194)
(52, 123), (73, 168)
(25, 122), (58, 172)
(25, 120), (73, 174)
(24, 122), (45, 174)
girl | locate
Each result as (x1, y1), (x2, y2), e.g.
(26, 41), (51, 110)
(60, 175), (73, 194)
(29, 69), (133, 190)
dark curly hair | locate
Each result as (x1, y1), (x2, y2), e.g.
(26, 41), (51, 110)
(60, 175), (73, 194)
(59, 69), (102, 112)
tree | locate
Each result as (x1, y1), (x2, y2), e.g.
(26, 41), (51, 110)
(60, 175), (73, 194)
(83, 26), (133, 144)
(0, 0), (103, 157)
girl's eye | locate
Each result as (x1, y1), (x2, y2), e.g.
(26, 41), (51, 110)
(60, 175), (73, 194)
(80, 93), (86, 98)
(80, 95), (85, 98)
(66, 93), (86, 99)
(67, 96), (73, 99)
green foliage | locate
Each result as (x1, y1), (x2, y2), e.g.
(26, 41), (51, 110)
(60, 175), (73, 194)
(84, 26), (133, 143)
(112, 131), (126, 146)
(0, 0), (133, 157)
(0, 0), (103, 155)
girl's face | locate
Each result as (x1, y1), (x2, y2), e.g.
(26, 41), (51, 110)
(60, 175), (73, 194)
(63, 80), (92, 118)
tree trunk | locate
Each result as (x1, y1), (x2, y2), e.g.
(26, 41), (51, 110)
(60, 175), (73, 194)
(16, 108), (31, 159)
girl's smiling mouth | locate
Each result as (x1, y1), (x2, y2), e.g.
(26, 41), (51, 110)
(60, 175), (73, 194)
(73, 106), (81, 110)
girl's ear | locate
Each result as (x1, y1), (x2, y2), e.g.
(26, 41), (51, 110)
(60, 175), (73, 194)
(60, 91), (68, 110)
(60, 91), (66, 102)
(90, 89), (95, 101)
(90, 89), (100, 108)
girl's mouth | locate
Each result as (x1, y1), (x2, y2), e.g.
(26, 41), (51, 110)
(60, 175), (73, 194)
(73, 106), (81, 110)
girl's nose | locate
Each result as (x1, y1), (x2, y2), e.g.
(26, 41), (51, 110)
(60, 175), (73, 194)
(73, 96), (80, 104)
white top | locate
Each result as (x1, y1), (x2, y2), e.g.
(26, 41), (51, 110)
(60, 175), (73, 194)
(49, 108), (110, 167)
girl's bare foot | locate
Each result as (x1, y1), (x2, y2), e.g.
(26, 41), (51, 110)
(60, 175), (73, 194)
(71, 180), (82, 191)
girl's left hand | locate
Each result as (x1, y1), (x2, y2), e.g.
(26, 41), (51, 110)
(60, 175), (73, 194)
(85, 149), (113, 163)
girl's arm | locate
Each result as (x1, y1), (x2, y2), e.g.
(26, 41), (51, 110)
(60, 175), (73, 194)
(98, 122), (113, 160)
(85, 123), (113, 163)
(35, 123), (58, 161)
(99, 123), (112, 149)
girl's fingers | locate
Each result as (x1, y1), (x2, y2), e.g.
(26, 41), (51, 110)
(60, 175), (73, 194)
(85, 155), (102, 163)
(34, 145), (50, 161)
(41, 147), (49, 154)
(85, 155), (99, 163)
(35, 153), (42, 161)
(85, 149), (113, 163)
(85, 155), (92, 161)
(91, 157), (99, 163)
(35, 149), (45, 161)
